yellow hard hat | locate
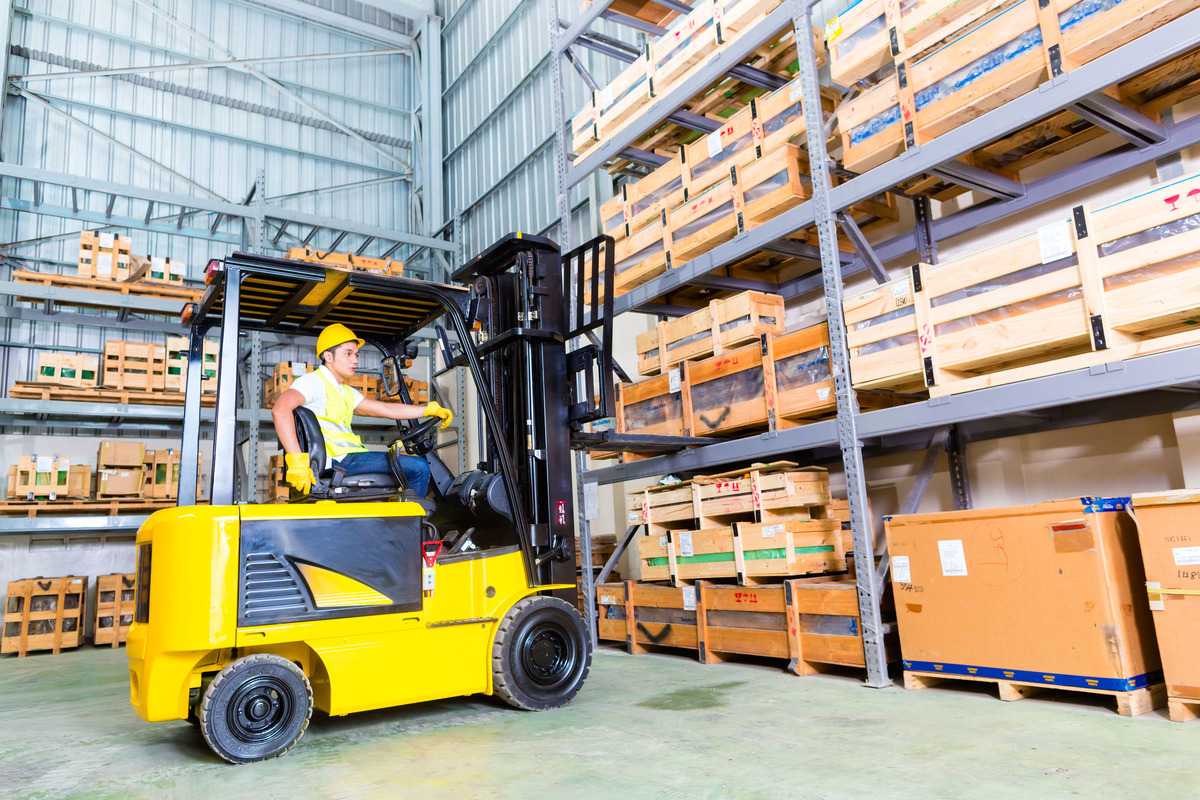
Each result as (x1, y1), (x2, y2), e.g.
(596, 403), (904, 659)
(316, 323), (364, 356)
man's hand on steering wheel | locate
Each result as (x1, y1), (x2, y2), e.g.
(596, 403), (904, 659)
(390, 414), (441, 456)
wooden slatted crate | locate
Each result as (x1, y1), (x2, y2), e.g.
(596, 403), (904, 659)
(11, 456), (91, 501)
(285, 246), (403, 276)
(2, 576), (88, 656)
(596, 577), (896, 674)
(836, 0), (1200, 174)
(165, 336), (219, 394)
(636, 291), (785, 376)
(637, 518), (846, 584)
(845, 169), (1200, 397)
(268, 453), (291, 502)
(35, 352), (99, 387)
(103, 341), (166, 392)
(344, 374), (379, 399)
(77, 231), (131, 281)
(93, 573), (136, 648)
(263, 360), (311, 406)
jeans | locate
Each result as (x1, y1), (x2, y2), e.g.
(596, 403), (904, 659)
(337, 450), (430, 497)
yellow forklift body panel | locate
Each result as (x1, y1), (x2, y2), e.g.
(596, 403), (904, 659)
(128, 503), (557, 722)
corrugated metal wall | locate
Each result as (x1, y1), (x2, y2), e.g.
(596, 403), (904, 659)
(2, 0), (419, 391)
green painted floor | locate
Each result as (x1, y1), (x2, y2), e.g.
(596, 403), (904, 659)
(2, 644), (1195, 799)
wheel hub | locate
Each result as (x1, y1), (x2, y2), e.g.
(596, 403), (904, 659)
(522, 625), (573, 685)
(228, 678), (292, 743)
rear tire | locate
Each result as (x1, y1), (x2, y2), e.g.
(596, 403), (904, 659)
(492, 596), (591, 711)
(199, 654), (313, 764)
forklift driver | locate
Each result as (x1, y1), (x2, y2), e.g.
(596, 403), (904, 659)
(271, 323), (453, 497)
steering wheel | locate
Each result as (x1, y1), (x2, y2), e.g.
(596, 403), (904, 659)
(391, 415), (441, 456)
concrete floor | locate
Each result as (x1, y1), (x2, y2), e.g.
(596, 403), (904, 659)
(2, 645), (1196, 799)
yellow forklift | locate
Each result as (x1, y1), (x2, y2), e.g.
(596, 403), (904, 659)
(126, 234), (693, 763)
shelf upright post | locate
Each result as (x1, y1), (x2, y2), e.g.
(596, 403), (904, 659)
(551, 0), (598, 645)
(789, 0), (890, 688)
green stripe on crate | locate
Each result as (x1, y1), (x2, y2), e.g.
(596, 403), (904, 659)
(646, 544), (833, 567)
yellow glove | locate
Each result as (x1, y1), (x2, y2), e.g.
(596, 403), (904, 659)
(283, 452), (314, 494)
(423, 400), (453, 430)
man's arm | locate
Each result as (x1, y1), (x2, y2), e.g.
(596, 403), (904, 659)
(271, 388), (307, 452)
(354, 396), (428, 420)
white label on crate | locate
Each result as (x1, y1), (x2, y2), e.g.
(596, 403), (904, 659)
(1147, 581), (1165, 612)
(35, 456), (53, 473)
(659, 535), (668, 548)
(761, 523), (784, 539)
(1037, 220), (1073, 265)
(600, 594), (618, 606)
(706, 130), (723, 159)
(817, 388), (830, 401)
(629, 511), (640, 522)
(170, 260), (186, 276)
(682, 585), (697, 612)
(789, 81), (803, 103)
(601, 86), (613, 109)
(97, 252), (113, 276)
(99, 232), (115, 248)
(584, 481), (600, 521)
(151, 256), (166, 275)
(892, 555), (912, 583)
(937, 539), (968, 577)
(679, 530), (694, 558)
(668, 368), (681, 394)
(1172, 546), (1200, 566)
(892, 278), (910, 298)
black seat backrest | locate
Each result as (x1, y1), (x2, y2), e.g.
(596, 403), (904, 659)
(293, 406), (326, 477)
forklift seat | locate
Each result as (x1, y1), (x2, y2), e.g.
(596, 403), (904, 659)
(293, 406), (401, 501)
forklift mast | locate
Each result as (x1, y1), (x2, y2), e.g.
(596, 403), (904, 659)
(454, 234), (579, 598)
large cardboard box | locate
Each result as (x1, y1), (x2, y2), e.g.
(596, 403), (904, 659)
(885, 498), (1160, 693)
(97, 468), (144, 497)
(98, 441), (145, 468)
(1131, 490), (1200, 719)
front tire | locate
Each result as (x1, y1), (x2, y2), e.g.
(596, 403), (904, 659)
(199, 654), (313, 764)
(492, 596), (591, 711)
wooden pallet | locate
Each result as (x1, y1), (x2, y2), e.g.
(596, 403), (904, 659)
(904, 670), (1166, 717)
(836, 0), (1200, 175)
(2, 576), (87, 657)
(845, 169), (1200, 396)
(597, 577), (896, 674)
(11, 268), (201, 302)
(93, 573), (136, 648)
(1169, 697), (1200, 723)
(0, 498), (178, 517)
(8, 380), (216, 406)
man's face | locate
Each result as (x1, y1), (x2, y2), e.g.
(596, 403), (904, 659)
(326, 342), (359, 378)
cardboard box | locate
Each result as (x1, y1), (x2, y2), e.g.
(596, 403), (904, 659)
(885, 498), (1161, 693)
(98, 441), (145, 468)
(1131, 490), (1200, 713)
(97, 468), (145, 497)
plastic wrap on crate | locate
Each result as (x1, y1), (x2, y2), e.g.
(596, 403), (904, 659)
(689, 127), (756, 183)
(623, 393), (684, 431)
(855, 303), (917, 356)
(743, 167), (806, 205)
(935, 286), (1082, 337)
(929, 256), (1080, 336)
(776, 346), (832, 390)
(848, 0), (1125, 147)
(631, 176), (684, 219)
(690, 368), (765, 414)
(675, 197), (735, 241)
(827, 0), (920, 62)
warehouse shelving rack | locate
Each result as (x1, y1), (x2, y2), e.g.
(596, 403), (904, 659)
(551, 0), (1200, 687)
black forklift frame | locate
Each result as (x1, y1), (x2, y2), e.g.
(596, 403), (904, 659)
(177, 251), (549, 590)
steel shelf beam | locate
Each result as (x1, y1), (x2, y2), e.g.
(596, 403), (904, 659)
(0, 280), (189, 316)
(0, 515), (150, 534)
(564, 5), (791, 185)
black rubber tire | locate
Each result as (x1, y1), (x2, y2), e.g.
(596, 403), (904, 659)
(198, 654), (313, 764)
(492, 596), (591, 711)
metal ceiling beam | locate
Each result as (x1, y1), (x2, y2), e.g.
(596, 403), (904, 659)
(233, 0), (414, 48)
(0, 196), (240, 245)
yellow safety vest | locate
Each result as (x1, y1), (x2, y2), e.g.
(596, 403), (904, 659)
(315, 368), (368, 460)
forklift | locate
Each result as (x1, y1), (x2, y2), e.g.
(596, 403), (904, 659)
(125, 233), (708, 763)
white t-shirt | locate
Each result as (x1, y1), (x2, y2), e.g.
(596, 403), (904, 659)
(289, 365), (366, 467)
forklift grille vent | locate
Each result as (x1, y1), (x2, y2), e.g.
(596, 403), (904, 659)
(242, 553), (308, 618)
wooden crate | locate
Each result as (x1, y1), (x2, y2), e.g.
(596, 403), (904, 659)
(845, 169), (1200, 397)
(597, 578), (894, 674)
(93, 573), (136, 648)
(837, 0), (1200, 174)
(285, 246), (403, 276)
(1, 576), (88, 656)
(11, 457), (90, 501)
(77, 231), (131, 281)
(165, 336), (219, 394)
(264, 360), (311, 406)
(35, 352), (99, 387)
(583, 0), (695, 29)
(636, 291), (785, 376)
(145, 256), (186, 284)
(615, 371), (689, 462)
(637, 518), (845, 584)
(344, 374), (379, 399)
(403, 377), (430, 404)
(143, 449), (199, 500)
(629, 462), (831, 531)
(103, 341), (166, 392)
(268, 453), (291, 502)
